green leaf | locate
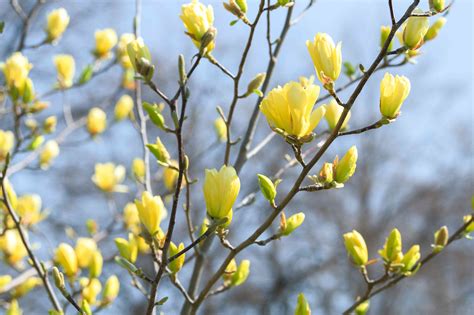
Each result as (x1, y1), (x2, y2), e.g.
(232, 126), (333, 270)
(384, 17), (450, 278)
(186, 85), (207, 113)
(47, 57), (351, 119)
(0, 21), (5, 34)
(155, 296), (168, 306)
(143, 102), (165, 129)
(79, 65), (94, 84)
(230, 20), (239, 26)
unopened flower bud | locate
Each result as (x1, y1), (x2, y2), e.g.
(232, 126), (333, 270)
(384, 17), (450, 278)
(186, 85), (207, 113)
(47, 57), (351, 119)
(168, 242), (185, 274)
(378, 228), (403, 263)
(334, 146), (357, 184)
(39, 140), (60, 169)
(281, 212), (305, 236)
(432, 225), (448, 253)
(146, 137), (170, 163)
(429, 0), (445, 12)
(200, 26), (217, 54)
(294, 293), (311, 315)
(464, 215), (474, 234)
(43, 116), (57, 134)
(401, 245), (420, 274)
(27, 135), (44, 151)
(230, 259), (250, 286)
(343, 230), (368, 266)
(114, 234), (138, 263)
(318, 162), (334, 184)
(424, 18), (446, 42)
(30, 101), (49, 113)
(86, 107), (107, 136)
(52, 266), (65, 290)
(257, 174), (276, 204)
(45, 8), (69, 41)
(89, 250), (103, 278)
(54, 243), (78, 277)
(379, 72), (411, 119)
(245, 72), (266, 97)
(102, 275), (120, 305)
(114, 95), (134, 121)
(355, 300), (370, 315)
(380, 25), (393, 51)
(403, 9), (429, 49)
(178, 54), (186, 84)
(132, 158), (145, 181)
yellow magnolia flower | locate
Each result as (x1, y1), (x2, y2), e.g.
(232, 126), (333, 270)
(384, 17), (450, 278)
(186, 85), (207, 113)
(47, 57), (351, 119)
(91, 163), (126, 192)
(135, 191), (165, 235)
(6, 299), (22, 315)
(343, 230), (368, 266)
(46, 8), (69, 41)
(123, 202), (140, 233)
(102, 275), (120, 305)
(114, 233), (138, 263)
(114, 94), (134, 120)
(147, 137), (170, 164)
(324, 99), (351, 130)
(0, 230), (28, 266)
(81, 278), (102, 305)
(0, 275), (12, 290)
(39, 140), (60, 169)
(294, 293), (311, 315)
(260, 79), (326, 139)
(180, 0), (216, 53)
(168, 242), (185, 274)
(94, 28), (118, 59)
(53, 54), (75, 88)
(334, 146), (358, 184)
(0, 178), (17, 211)
(403, 9), (429, 49)
(230, 259), (250, 286)
(54, 243), (78, 277)
(15, 194), (46, 226)
(163, 160), (179, 191)
(137, 235), (151, 253)
(0, 129), (14, 161)
(306, 33), (342, 85)
(1, 52), (32, 93)
(281, 212), (305, 236)
(424, 18), (446, 42)
(75, 238), (98, 268)
(400, 245), (421, 274)
(379, 72), (411, 119)
(203, 165), (240, 220)
(86, 107), (107, 136)
(132, 158), (145, 182)
(43, 116), (57, 134)
(89, 250), (103, 278)
(117, 33), (136, 69)
(214, 117), (227, 142)
(12, 277), (42, 298)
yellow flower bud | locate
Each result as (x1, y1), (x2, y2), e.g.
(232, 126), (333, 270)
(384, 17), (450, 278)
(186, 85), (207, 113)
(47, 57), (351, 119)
(379, 72), (410, 119)
(15, 194), (45, 226)
(260, 79), (325, 139)
(463, 215), (474, 234)
(294, 293), (311, 315)
(12, 277), (42, 298)
(43, 116), (57, 134)
(6, 299), (22, 315)
(117, 33), (136, 69)
(0, 178), (17, 213)
(54, 243), (78, 277)
(432, 225), (448, 253)
(82, 300), (92, 315)
(306, 33), (342, 85)
(378, 228), (403, 263)
(114, 233), (138, 263)
(318, 162), (334, 184)
(281, 212), (305, 236)
(429, 0), (445, 12)
(147, 137), (170, 164)
(245, 72), (266, 96)
(114, 94), (134, 120)
(222, 259), (237, 283)
(123, 202), (140, 233)
(0, 129), (14, 161)
(21, 78), (35, 103)
(102, 275), (120, 305)
(163, 160), (179, 191)
(88, 250), (103, 278)
(334, 146), (357, 184)
(1, 52), (32, 95)
(180, 0), (216, 54)
(137, 235), (151, 253)
(126, 39), (153, 80)
(135, 191), (165, 235)
(132, 158), (145, 182)
(403, 10), (429, 49)
(424, 18), (446, 42)
(355, 300), (370, 315)
(91, 163), (126, 192)
(230, 259), (250, 286)
(46, 8), (69, 41)
(324, 99), (350, 130)
(203, 165), (240, 220)
(39, 140), (60, 169)
(168, 242), (185, 274)
(94, 28), (118, 59)
(81, 278), (102, 305)
(257, 174), (277, 204)
(0, 230), (27, 266)
(0, 275), (12, 289)
(30, 101), (49, 113)
(87, 107), (107, 136)
(75, 238), (98, 268)
(53, 54), (75, 88)
(343, 230), (368, 266)
(213, 117), (227, 142)
(400, 245), (420, 273)
(380, 25), (393, 51)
